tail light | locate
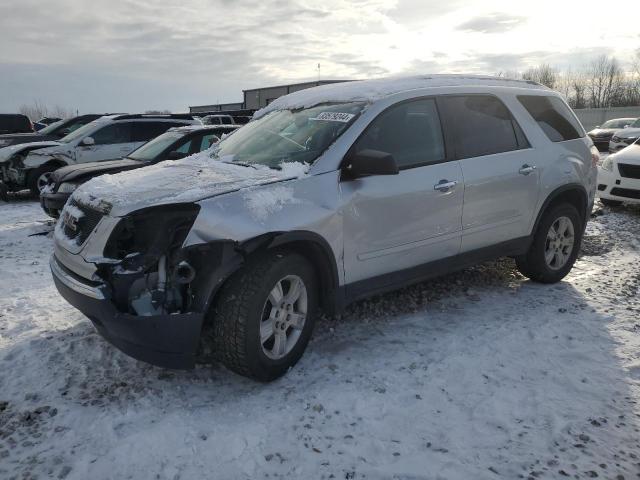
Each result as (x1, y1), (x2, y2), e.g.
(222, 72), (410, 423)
(590, 146), (600, 167)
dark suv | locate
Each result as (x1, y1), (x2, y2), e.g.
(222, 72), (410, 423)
(0, 114), (33, 135)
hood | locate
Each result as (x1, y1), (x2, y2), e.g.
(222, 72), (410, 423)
(0, 140), (62, 163)
(71, 151), (309, 216)
(53, 158), (146, 184)
(611, 144), (640, 163)
(615, 127), (640, 139)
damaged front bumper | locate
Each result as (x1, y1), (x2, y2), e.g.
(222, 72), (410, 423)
(50, 255), (204, 369)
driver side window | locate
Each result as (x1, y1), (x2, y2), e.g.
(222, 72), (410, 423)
(353, 98), (445, 169)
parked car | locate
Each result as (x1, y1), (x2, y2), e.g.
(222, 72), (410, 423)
(0, 114), (34, 135)
(0, 114), (107, 148)
(597, 138), (640, 206)
(0, 114), (200, 196)
(50, 75), (597, 381)
(40, 124), (239, 217)
(202, 114), (235, 125)
(587, 117), (636, 151)
(609, 117), (640, 153)
(33, 117), (63, 131)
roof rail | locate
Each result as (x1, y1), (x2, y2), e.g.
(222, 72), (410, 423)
(111, 113), (196, 120)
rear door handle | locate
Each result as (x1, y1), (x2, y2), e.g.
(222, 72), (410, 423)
(519, 164), (537, 175)
(434, 179), (458, 192)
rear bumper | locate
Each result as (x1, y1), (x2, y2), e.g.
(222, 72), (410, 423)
(591, 138), (611, 151)
(50, 255), (204, 369)
(40, 192), (70, 217)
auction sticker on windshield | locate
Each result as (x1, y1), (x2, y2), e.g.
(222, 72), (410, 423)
(310, 112), (355, 123)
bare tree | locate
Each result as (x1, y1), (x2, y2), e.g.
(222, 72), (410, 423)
(522, 64), (558, 89)
(585, 55), (625, 108)
(19, 100), (74, 121)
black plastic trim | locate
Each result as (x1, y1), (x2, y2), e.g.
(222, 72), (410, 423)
(343, 236), (531, 304)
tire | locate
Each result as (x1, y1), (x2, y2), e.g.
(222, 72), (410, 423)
(600, 198), (623, 207)
(516, 203), (582, 284)
(27, 164), (57, 196)
(211, 251), (318, 381)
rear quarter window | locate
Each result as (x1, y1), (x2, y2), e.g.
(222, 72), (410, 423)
(517, 95), (584, 142)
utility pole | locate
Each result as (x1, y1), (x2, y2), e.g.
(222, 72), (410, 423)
(317, 63), (321, 84)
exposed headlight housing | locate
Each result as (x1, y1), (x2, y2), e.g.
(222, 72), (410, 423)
(601, 156), (614, 172)
(104, 203), (200, 262)
(57, 182), (78, 193)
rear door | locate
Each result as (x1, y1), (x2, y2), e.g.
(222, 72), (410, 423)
(341, 97), (464, 287)
(439, 95), (540, 252)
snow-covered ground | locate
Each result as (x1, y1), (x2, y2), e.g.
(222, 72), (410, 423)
(1, 196), (639, 480)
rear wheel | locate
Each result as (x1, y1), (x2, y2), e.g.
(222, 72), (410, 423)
(27, 164), (57, 196)
(516, 203), (582, 283)
(600, 198), (623, 207)
(212, 252), (318, 381)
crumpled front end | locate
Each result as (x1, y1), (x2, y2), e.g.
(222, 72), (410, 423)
(51, 199), (242, 369)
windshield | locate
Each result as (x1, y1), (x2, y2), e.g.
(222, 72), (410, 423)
(38, 120), (65, 135)
(602, 119), (633, 129)
(128, 131), (184, 161)
(209, 102), (364, 168)
(58, 120), (102, 144)
(631, 118), (640, 128)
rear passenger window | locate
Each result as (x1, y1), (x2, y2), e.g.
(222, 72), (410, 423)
(440, 95), (526, 159)
(353, 98), (445, 169)
(132, 122), (182, 142)
(517, 95), (583, 142)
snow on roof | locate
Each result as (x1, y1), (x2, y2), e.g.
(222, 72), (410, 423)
(254, 74), (549, 119)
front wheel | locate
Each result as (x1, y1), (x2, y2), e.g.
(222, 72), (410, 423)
(27, 165), (57, 196)
(212, 252), (318, 381)
(516, 204), (582, 284)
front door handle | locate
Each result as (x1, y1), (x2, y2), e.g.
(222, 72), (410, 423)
(519, 164), (537, 175)
(434, 179), (458, 192)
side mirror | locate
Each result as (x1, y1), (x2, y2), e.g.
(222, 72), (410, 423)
(167, 151), (188, 160)
(624, 125), (629, 129)
(81, 137), (95, 146)
(343, 149), (399, 178)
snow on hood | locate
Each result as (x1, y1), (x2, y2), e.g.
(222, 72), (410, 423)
(0, 141), (61, 163)
(253, 74), (548, 119)
(71, 150), (309, 216)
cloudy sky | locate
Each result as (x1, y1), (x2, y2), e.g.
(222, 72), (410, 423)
(0, 0), (638, 113)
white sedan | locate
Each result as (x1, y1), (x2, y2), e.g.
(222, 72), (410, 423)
(597, 139), (640, 206)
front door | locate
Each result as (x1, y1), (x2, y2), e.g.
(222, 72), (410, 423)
(75, 122), (136, 164)
(340, 97), (464, 288)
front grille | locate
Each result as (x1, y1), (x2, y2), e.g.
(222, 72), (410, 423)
(610, 187), (640, 200)
(618, 164), (640, 179)
(62, 199), (104, 246)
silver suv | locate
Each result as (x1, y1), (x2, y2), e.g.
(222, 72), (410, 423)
(50, 75), (598, 381)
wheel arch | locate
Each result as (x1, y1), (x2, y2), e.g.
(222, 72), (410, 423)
(532, 184), (589, 236)
(200, 230), (342, 318)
